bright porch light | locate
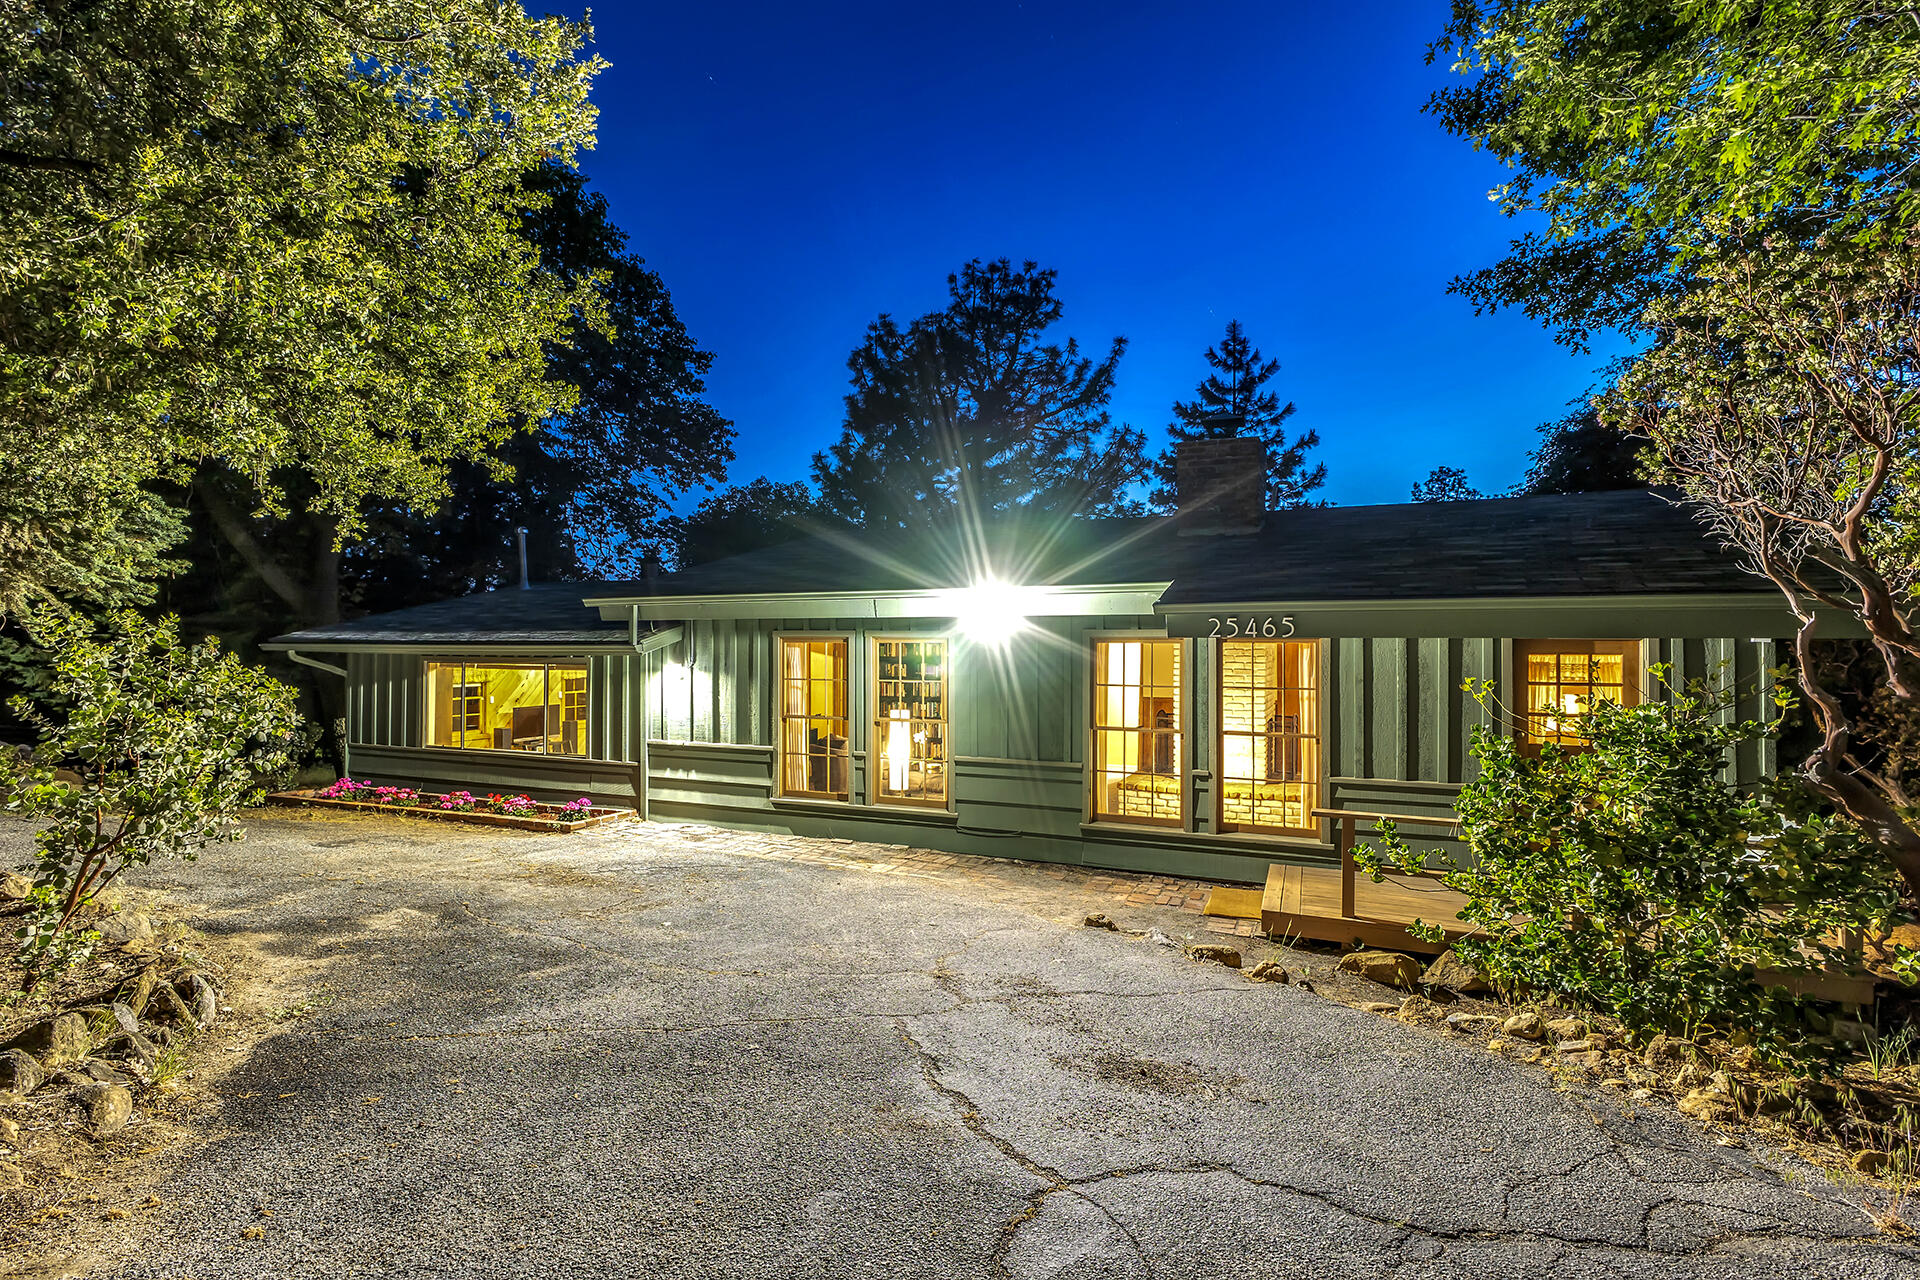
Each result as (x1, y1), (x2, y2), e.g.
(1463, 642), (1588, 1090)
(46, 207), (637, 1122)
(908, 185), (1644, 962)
(948, 578), (1043, 647)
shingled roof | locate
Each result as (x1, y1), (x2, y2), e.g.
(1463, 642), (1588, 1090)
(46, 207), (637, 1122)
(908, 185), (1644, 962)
(268, 491), (1770, 649)
(267, 581), (646, 649)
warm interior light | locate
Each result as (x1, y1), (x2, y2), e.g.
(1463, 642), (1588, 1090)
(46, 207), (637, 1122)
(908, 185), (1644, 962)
(950, 578), (1039, 647)
(886, 708), (911, 792)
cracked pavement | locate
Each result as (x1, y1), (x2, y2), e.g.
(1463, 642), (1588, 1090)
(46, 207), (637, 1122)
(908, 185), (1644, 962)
(12, 811), (1917, 1279)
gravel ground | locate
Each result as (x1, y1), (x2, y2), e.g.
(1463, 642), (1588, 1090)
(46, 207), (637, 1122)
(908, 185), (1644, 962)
(7, 809), (1918, 1279)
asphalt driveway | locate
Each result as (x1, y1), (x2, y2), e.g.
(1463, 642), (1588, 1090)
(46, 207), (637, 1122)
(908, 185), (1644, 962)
(11, 811), (1917, 1279)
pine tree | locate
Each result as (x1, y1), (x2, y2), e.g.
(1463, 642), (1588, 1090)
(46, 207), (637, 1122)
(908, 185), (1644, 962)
(1151, 321), (1323, 510)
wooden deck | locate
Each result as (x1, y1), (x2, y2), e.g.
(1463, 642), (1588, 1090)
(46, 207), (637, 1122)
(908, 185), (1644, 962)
(1261, 862), (1472, 953)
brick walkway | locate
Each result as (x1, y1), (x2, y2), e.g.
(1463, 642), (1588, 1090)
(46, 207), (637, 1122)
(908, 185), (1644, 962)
(579, 818), (1266, 937)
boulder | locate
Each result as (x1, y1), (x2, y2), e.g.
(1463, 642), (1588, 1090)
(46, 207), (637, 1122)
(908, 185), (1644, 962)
(1246, 960), (1290, 984)
(9, 1012), (91, 1065)
(147, 983), (196, 1027)
(1678, 1088), (1733, 1121)
(1335, 950), (1423, 989)
(182, 973), (218, 1029)
(0, 871), (29, 901)
(1445, 1011), (1498, 1033)
(110, 1002), (141, 1040)
(0, 1049), (42, 1095)
(1421, 950), (1490, 994)
(80, 1059), (132, 1086)
(76, 1082), (132, 1137)
(1082, 913), (1118, 931)
(1186, 944), (1242, 969)
(1500, 1012), (1545, 1041)
(96, 911), (153, 949)
(1853, 1149), (1891, 1176)
(1643, 1033), (1703, 1067)
(1543, 1017), (1589, 1042)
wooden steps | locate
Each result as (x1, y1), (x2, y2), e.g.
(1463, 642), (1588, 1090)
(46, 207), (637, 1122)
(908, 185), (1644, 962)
(1259, 862), (1473, 954)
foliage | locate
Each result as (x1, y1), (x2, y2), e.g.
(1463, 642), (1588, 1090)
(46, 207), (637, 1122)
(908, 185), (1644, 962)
(1520, 407), (1652, 496)
(1359, 672), (1916, 1063)
(811, 259), (1148, 532)
(668, 478), (829, 567)
(1604, 234), (1920, 894)
(0, 613), (300, 974)
(1151, 320), (1323, 511)
(1434, 2), (1920, 895)
(0, 0), (606, 615)
(1410, 466), (1483, 503)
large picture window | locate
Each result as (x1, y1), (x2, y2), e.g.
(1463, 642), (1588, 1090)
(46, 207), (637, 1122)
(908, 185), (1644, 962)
(779, 638), (850, 800)
(1515, 640), (1639, 750)
(1218, 640), (1320, 835)
(424, 661), (588, 756)
(874, 637), (947, 807)
(1091, 639), (1183, 825)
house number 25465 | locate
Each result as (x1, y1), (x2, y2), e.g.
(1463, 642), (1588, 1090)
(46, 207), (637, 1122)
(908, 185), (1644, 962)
(1208, 615), (1296, 638)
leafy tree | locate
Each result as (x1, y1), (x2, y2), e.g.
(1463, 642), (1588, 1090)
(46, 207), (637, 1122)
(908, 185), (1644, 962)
(669, 479), (828, 568)
(1434, 2), (1920, 895)
(812, 259), (1148, 532)
(1152, 320), (1323, 510)
(1519, 407), (1651, 496)
(1360, 676), (1914, 1063)
(0, 0), (604, 616)
(1410, 466), (1482, 503)
(0, 613), (300, 978)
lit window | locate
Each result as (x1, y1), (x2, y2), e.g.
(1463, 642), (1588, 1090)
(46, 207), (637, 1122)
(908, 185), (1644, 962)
(1516, 641), (1638, 749)
(874, 638), (947, 807)
(1092, 639), (1183, 825)
(424, 661), (587, 756)
(779, 638), (850, 800)
(1218, 640), (1320, 835)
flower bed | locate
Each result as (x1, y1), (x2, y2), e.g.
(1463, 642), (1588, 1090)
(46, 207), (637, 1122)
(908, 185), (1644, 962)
(270, 779), (630, 832)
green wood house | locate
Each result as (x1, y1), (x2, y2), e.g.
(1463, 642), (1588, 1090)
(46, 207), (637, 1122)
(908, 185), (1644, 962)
(268, 442), (1804, 886)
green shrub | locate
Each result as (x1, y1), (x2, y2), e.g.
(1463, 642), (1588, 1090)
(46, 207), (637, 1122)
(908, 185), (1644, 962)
(0, 611), (301, 976)
(1360, 670), (1917, 1063)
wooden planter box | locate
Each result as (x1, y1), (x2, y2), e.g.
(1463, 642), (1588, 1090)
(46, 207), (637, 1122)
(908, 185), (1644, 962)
(269, 790), (633, 833)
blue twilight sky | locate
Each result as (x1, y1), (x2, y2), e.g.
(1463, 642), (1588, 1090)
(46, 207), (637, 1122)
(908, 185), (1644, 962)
(552, 1), (1624, 508)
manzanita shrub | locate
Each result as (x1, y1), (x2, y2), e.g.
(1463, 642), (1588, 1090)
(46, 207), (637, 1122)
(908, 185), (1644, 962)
(1359, 669), (1919, 1065)
(0, 612), (301, 978)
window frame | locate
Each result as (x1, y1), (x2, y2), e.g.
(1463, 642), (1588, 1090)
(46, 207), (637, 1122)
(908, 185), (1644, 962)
(1085, 632), (1189, 829)
(1213, 636), (1325, 839)
(421, 659), (590, 757)
(868, 632), (953, 811)
(1511, 639), (1644, 754)
(774, 632), (856, 803)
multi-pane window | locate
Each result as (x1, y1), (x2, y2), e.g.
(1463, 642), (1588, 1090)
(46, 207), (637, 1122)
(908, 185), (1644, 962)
(874, 638), (948, 807)
(1516, 641), (1639, 750)
(424, 662), (588, 756)
(780, 638), (850, 800)
(1091, 640), (1183, 825)
(1218, 640), (1320, 835)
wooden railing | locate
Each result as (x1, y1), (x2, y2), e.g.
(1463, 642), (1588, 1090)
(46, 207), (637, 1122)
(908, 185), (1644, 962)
(1311, 807), (1462, 920)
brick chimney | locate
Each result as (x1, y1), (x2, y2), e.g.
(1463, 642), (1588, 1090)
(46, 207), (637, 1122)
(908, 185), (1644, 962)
(1175, 435), (1266, 534)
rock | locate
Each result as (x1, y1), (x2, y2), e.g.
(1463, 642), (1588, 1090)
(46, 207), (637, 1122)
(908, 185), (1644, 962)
(1643, 1033), (1702, 1066)
(1501, 1012), (1545, 1041)
(1294, 978), (1315, 993)
(98, 1030), (158, 1071)
(1335, 950), (1423, 989)
(0, 1161), (21, 1189)
(0, 1049), (42, 1095)
(110, 1002), (141, 1039)
(96, 911), (153, 949)
(119, 966), (164, 1017)
(81, 1059), (131, 1086)
(9, 1012), (91, 1065)
(76, 1082), (132, 1137)
(1678, 1087), (1732, 1120)
(1186, 944), (1242, 969)
(1143, 927), (1180, 949)
(1246, 960), (1290, 984)
(0, 1117), (17, 1145)
(0, 871), (29, 900)
(1543, 1017), (1588, 1042)
(1398, 995), (1442, 1021)
(182, 973), (218, 1029)
(147, 983), (196, 1027)
(1360, 1001), (1400, 1014)
(1485, 1036), (1514, 1054)
(1445, 1012), (1498, 1032)
(1082, 913), (1118, 931)
(1555, 1037), (1598, 1054)
(1422, 950), (1490, 994)
(1852, 1149), (1891, 1176)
